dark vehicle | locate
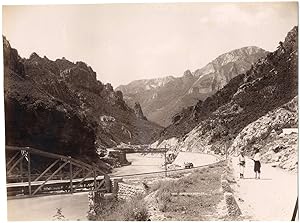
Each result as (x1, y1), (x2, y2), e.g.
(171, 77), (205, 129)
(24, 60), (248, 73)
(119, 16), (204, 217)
(184, 162), (193, 169)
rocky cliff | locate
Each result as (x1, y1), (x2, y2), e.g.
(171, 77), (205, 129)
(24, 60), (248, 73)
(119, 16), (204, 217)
(4, 37), (162, 162)
(4, 44), (97, 161)
(133, 102), (148, 120)
(155, 26), (298, 160)
(117, 46), (267, 126)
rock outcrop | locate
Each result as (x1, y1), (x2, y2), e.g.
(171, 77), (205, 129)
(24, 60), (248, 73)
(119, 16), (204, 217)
(134, 102), (148, 120)
(230, 96), (298, 153)
(260, 132), (297, 172)
(117, 46), (268, 126)
(4, 37), (96, 158)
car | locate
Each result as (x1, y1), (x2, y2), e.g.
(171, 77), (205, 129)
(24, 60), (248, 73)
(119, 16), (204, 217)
(184, 162), (194, 169)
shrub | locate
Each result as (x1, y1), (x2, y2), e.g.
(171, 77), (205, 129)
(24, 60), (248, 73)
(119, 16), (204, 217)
(90, 194), (149, 221)
(157, 190), (172, 212)
(120, 196), (149, 221)
(53, 208), (67, 221)
(151, 181), (176, 212)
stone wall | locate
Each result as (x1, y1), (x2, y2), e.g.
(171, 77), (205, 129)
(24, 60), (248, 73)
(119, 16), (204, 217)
(88, 177), (147, 218)
(117, 182), (146, 200)
(221, 162), (242, 217)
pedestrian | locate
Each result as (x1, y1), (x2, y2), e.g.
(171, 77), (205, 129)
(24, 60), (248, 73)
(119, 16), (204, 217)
(252, 148), (261, 179)
(238, 150), (246, 178)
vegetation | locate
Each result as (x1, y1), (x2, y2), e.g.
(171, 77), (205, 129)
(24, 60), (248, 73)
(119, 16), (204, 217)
(150, 162), (225, 220)
(88, 194), (149, 221)
(53, 208), (67, 221)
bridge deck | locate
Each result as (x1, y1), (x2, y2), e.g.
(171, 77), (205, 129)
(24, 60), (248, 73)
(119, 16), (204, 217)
(7, 176), (105, 188)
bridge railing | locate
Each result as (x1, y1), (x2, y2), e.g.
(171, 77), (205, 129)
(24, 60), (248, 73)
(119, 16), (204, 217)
(5, 145), (111, 197)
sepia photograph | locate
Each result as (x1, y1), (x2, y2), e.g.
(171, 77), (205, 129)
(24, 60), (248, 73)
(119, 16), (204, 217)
(2, 1), (299, 221)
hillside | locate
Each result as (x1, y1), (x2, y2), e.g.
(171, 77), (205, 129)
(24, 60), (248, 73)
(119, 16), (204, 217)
(117, 46), (268, 126)
(156, 26), (298, 158)
(230, 96), (298, 171)
(4, 37), (162, 161)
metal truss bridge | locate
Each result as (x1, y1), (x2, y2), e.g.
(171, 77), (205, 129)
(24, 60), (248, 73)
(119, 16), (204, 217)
(6, 146), (111, 198)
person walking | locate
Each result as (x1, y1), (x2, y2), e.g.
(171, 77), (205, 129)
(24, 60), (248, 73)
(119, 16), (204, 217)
(238, 150), (246, 178)
(252, 148), (261, 179)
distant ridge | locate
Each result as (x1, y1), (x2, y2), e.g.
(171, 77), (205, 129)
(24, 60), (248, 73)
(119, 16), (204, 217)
(117, 46), (268, 127)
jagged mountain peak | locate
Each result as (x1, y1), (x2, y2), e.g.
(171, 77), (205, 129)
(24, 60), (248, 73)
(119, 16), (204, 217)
(193, 46), (267, 77)
(216, 46), (265, 63)
(183, 69), (193, 77)
(3, 35), (11, 49)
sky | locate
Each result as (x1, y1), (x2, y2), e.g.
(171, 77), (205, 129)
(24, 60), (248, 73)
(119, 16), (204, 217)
(2, 2), (298, 87)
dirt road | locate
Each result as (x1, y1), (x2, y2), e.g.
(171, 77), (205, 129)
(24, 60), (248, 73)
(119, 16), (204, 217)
(111, 153), (165, 176)
(111, 152), (219, 177)
(231, 157), (298, 221)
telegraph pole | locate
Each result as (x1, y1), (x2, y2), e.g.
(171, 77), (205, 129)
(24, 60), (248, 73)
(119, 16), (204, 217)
(164, 145), (167, 177)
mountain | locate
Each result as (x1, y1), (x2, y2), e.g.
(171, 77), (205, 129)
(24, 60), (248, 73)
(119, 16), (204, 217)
(3, 37), (162, 163)
(155, 26), (298, 158)
(117, 46), (268, 127)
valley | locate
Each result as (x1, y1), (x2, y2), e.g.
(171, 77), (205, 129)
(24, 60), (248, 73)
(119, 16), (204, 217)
(3, 6), (298, 220)
(117, 47), (268, 127)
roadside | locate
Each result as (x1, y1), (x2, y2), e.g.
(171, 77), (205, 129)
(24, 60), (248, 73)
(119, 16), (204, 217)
(230, 156), (298, 220)
(146, 161), (229, 220)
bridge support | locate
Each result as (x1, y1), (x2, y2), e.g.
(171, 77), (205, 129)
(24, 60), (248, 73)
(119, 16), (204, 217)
(70, 162), (73, 194)
(28, 152), (31, 196)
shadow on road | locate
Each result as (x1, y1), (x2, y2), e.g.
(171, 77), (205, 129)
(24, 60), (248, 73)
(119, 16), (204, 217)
(241, 177), (272, 180)
(131, 164), (161, 166)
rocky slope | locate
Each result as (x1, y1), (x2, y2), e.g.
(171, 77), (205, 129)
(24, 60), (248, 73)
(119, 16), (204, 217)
(155, 26), (298, 160)
(230, 96), (298, 153)
(4, 37), (162, 162)
(229, 96), (298, 171)
(117, 46), (268, 126)
(260, 131), (297, 172)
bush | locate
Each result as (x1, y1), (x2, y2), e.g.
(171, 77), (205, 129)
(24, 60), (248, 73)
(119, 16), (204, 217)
(120, 196), (149, 221)
(151, 181), (176, 212)
(157, 190), (172, 212)
(53, 208), (67, 221)
(90, 194), (149, 221)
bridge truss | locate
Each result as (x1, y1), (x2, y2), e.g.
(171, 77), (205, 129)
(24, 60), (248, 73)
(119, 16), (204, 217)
(6, 146), (111, 198)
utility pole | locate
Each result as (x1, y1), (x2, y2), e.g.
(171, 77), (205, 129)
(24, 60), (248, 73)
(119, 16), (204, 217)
(164, 145), (167, 177)
(225, 143), (228, 160)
